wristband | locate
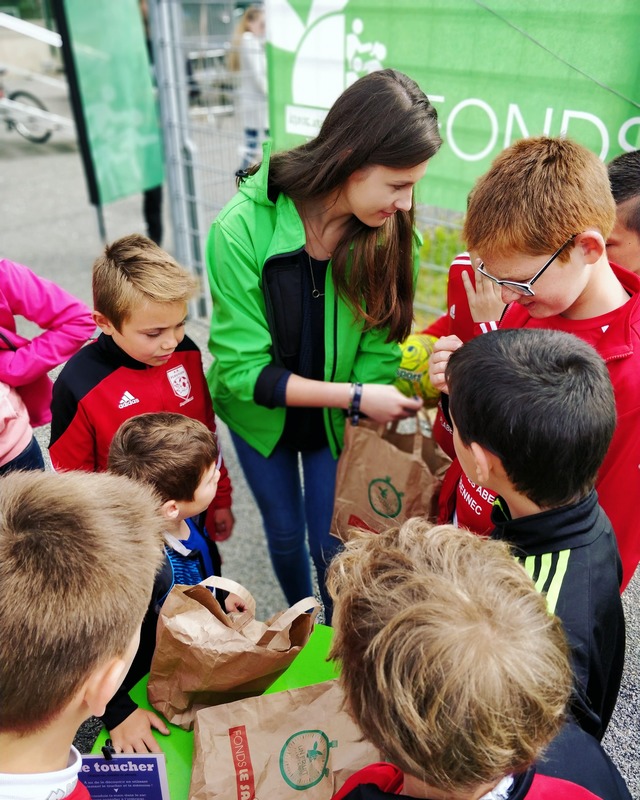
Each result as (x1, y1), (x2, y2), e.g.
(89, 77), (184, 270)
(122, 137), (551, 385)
(348, 382), (363, 426)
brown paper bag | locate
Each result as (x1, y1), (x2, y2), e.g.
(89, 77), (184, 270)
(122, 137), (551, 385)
(147, 576), (320, 729)
(331, 416), (451, 541)
(190, 679), (381, 800)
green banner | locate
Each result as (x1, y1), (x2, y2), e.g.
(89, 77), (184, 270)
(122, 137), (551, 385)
(60, 0), (163, 205)
(266, 0), (640, 212)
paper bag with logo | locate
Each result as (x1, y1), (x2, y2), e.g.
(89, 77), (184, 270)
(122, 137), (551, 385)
(331, 416), (451, 541)
(147, 576), (319, 729)
(190, 679), (380, 800)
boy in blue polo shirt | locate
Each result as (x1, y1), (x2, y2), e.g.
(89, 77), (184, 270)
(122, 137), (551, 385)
(103, 412), (241, 754)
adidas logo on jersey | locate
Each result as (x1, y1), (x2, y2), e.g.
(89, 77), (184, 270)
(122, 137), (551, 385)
(118, 391), (139, 409)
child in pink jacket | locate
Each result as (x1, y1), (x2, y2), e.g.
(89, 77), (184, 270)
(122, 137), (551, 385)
(0, 259), (95, 474)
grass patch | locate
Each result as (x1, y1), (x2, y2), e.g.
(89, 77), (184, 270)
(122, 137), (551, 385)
(414, 223), (466, 329)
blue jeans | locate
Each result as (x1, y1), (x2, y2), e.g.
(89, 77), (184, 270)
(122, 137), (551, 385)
(231, 431), (341, 623)
(0, 435), (45, 476)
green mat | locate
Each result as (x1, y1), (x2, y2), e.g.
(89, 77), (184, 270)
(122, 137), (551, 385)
(92, 624), (337, 799)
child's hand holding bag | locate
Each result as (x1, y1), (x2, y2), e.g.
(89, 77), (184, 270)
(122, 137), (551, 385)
(147, 576), (320, 729)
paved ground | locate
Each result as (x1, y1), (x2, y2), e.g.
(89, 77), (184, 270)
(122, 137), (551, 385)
(1, 56), (638, 796)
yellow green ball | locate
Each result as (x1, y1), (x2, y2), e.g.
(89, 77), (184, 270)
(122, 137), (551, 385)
(395, 333), (440, 407)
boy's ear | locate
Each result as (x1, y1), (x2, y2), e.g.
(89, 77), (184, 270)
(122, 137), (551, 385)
(81, 657), (129, 718)
(470, 442), (497, 486)
(93, 310), (117, 335)
(574, 230), (606, 264)
(161, 499), (181, 521)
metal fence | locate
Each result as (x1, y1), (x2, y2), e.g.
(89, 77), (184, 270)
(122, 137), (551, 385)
(149, 0), (459, 322)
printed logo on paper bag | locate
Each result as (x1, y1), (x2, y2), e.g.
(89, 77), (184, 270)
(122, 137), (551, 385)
(279, 729), (337, 789)
(229, 726), (256, 800)
(268, 0), (388, 137)
(368, 476), (403, 519)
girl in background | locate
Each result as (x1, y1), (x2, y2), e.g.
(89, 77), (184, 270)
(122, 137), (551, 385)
(0, 259), (94, 475)
(228, 6), (268, 171)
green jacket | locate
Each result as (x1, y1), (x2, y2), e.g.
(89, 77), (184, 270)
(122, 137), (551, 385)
(206, 143), (420, 458)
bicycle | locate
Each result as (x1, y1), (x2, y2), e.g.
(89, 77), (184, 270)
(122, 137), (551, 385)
(0, 67), (54, 144)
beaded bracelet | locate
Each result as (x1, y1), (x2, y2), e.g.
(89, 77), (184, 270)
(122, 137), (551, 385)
(348, 382), (363, 426)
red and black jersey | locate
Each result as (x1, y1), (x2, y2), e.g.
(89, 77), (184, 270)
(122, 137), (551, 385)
(437, 264), (640, 592)
(332, 722), (631, 799)
(423, 253), (503, 461)
(491, 491), (624, 741)
(423, 252), (479, 343)
(49, 332), (231, 508)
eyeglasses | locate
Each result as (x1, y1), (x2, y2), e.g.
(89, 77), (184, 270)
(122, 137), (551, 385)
(477, 235), (577, 297)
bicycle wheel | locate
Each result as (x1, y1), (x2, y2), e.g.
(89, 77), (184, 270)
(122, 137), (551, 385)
(8, 90), (53, 144)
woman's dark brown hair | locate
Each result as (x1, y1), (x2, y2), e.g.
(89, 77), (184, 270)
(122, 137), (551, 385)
(247, 69), (442, 341)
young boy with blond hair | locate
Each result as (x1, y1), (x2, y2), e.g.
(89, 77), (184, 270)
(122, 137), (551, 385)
(429, 136), (640, 590)
(103, 412), (241, 754)
(0, 470), (164, 797)
(49, 233), (233, 540)
(328, 520), (631, 800)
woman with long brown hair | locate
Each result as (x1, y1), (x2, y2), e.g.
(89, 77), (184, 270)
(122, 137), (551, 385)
(206, 69), (442, 620)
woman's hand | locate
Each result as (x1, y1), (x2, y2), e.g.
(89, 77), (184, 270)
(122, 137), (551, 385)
(284, 374), (420, 420)
(428, 335), (464, 394)
(360, 384), (423, 422)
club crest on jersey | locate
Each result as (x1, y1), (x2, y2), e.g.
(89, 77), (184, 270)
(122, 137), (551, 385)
(166, 365), (193, 405)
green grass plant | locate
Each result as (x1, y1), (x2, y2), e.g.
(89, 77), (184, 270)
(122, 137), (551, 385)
(414, 223), (466, 329)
